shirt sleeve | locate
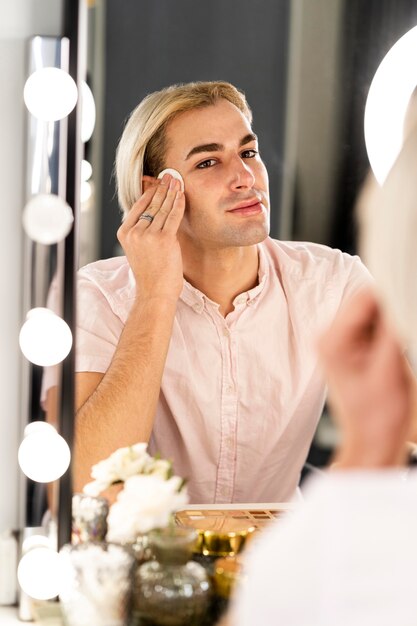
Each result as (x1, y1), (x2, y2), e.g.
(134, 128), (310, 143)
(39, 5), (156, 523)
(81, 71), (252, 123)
(75, 274), (124, 374)
(40, 271), (125, 405)
(340, 252), (374, 304)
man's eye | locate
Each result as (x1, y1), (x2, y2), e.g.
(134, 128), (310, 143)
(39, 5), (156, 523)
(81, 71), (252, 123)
(241, 149), (258, 158)
(196, 159), (217, 169)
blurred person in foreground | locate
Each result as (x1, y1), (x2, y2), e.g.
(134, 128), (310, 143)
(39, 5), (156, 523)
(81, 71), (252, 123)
(232, 124), (417, 625)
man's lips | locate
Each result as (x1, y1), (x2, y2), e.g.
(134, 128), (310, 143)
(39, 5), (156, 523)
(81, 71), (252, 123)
(227, 199), (263, 215)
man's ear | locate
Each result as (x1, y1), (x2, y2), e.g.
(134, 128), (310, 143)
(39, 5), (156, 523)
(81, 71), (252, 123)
(142, 175), (158, 192)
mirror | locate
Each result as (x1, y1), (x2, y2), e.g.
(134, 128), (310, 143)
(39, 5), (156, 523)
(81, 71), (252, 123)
(27, 0), (417, 522)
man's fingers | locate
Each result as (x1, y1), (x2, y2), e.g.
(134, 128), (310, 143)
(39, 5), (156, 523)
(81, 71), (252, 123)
(145, 174), (173, 218)
(332, 289), (380, 339)
(318, 289), (380, 361)
(119, 174), (172, 233)
(150, 178), (182, 229)
(162, 190), (186, 233)
(118, 186), (158, 234)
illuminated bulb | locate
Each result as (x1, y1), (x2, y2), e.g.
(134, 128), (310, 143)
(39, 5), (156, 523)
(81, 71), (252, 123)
(22, 534), (51, 553)
(18, 422), (71, 482)
(81, 159), (93, 181)
(81, 180), (92, 204)
(22, 194), (74, 244)
(23, 67), (78, 122)
(18, 547), (61, 600)
(19, 307), (72, 366)
(364, 25), (417, 184)
(23, 420), (56, 438)
(81, 81), (96, 143)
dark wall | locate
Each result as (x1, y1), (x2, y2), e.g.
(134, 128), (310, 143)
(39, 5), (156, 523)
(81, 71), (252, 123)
(330, 0), (417, 253)
(100, 0), (290, 258)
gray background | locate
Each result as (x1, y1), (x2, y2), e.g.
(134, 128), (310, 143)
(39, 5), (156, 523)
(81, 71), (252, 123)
(99, 0), (290, 258)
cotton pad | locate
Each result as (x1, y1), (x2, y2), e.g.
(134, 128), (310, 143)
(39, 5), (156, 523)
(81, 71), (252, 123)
(157, 168), (185, 192)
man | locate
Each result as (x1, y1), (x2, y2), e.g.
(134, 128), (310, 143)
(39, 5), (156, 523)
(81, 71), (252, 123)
(44, 81), (370, 502)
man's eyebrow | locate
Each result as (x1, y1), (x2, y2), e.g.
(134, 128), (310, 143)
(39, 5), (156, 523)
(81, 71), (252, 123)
(240, 132), (258, 146)
(185, 133), (258, 161)
(185, 143), (223, 160)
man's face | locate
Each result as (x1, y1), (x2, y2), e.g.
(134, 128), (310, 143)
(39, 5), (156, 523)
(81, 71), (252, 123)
(163, 99), (270, 251)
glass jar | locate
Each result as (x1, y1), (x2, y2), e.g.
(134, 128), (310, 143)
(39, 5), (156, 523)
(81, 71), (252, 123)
(133, 527), (211, 626)
(72, 493), (109, 544)
(60, 542), (135, 626)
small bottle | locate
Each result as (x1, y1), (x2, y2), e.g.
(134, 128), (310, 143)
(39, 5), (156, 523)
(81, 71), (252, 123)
(0, 529), (18, 605)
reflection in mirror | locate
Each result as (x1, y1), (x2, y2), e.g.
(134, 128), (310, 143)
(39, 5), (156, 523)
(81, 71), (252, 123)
(31, 0), (417, 526)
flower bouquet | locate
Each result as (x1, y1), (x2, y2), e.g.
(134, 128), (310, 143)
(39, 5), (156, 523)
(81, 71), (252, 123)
(80, 445), (211, 626)
(83, 442), (189, 543)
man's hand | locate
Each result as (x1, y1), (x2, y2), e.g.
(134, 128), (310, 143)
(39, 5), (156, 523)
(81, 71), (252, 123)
(117, 173), (185, 302)
(318, 289), (416, 468)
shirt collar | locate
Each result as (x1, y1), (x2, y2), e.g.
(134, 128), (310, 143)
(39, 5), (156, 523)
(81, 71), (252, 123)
(180, 242), (269, 313)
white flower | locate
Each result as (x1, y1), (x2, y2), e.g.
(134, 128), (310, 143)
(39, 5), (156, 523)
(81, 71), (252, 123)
(106, 474), (189, 543)
(147, 458), (172, 480)
(82, 480), (109, 498)
(83, 443), (150, 496)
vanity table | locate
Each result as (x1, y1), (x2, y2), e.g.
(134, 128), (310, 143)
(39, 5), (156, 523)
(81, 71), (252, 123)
(0, 503), (292, 626)
(0, 607), (23, 625)
(0, 604), (63, 626)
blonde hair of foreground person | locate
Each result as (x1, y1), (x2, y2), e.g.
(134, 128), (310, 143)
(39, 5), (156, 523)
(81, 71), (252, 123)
(358, 124), (417, 366)
(320, 143), (417, 468)
(115, 81), (252, 218)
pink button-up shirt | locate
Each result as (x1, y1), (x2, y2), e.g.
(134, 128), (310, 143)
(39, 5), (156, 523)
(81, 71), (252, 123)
(43, 238), (370, 503)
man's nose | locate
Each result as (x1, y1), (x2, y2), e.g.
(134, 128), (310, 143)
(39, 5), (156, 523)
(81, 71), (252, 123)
(229, 156), (255, 189)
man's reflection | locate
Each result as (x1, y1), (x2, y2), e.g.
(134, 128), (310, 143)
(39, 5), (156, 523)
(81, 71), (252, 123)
(44, 81), (370, 503)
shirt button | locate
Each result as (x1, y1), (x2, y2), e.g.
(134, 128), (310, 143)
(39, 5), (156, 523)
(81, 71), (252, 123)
(222, 327), (230, 337)
(226, 384), (234, 394)
(235, 295), (246, 305)
(192, 303), (203, 313)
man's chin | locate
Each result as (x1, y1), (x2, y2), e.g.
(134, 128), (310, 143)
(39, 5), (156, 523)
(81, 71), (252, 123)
(236, 222), (270, 246)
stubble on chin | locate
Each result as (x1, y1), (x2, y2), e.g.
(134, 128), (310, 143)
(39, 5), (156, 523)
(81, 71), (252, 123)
(219, 218), (270, 247)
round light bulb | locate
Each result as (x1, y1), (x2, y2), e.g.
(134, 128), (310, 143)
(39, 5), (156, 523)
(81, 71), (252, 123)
(24, 67), (78, 122)
(22, 194), (74, 245)
(23, 421), (56, 438)
(19, 307), (72, 366)
(81, 81), (96, 143)
(364, 25), (417, 184)
(18, 547), (61, 600)
(81, 159), (93, 182)
(22, 534), (51, 553)
(18, 426), (71, 483)
(81, 181), (93, 204)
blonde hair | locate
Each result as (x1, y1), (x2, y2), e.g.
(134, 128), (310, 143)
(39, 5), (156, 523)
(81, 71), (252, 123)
(358, 88), (417, 362)
(115, 81), (252, 218)
(358, 127), (417, 357)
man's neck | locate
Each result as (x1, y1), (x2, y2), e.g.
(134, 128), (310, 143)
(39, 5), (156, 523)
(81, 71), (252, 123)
(182, 244), (260, 316)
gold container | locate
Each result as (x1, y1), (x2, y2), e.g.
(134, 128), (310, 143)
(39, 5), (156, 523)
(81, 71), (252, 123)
(213, 556), (243, 599)
(175, 511), (256, 557)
